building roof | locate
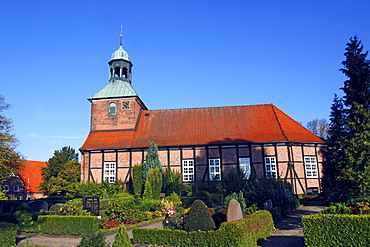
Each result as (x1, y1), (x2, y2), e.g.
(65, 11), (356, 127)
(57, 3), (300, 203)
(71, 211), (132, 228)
(89, 79), (138, 100)
(18, 160), (47, 193)
(111, 45), (130, 61)
(80, 104), (324, 151)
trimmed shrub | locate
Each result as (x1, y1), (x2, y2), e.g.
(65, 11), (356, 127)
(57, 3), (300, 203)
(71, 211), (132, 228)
(132, 164), (144, 196)
(112, 225), (132, 247)
(38, 215), (99, 235)
(184, 199), (216, 232)
(0, 222), (18, 247)
(77, 230), (109, 247)
(303, 214), (370, 247)
(319, 202), (352, 215)
(133, 210), (274, 247)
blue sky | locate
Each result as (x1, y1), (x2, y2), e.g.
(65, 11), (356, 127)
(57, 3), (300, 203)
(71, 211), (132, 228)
(1, 1), (370, 162)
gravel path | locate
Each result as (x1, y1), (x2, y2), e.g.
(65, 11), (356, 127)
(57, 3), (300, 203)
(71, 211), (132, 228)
(17, 201), (325, 247)
(257, 200), (326, 247)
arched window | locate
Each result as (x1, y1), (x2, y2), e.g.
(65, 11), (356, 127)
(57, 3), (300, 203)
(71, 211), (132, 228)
(109, 103), (117, 116)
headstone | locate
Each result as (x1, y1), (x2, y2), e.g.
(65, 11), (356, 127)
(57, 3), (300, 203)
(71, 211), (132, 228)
(83, 197), (100, 216)
(263, 199), (273, 210)
(227, 199), (244, 222)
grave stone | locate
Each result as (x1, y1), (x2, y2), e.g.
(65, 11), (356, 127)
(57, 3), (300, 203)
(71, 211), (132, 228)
(263, 199), (273, 210)
(83, 197), (100, 216)
(227, 199), (243, 222)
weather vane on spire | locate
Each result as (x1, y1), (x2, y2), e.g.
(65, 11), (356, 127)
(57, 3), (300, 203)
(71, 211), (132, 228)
(120, 24), (123, 46)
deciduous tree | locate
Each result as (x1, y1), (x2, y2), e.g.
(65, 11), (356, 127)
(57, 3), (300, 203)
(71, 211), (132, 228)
(0, 95), (23, 185)
(306, 118), (329, 139)
(40, 146), (80, 197)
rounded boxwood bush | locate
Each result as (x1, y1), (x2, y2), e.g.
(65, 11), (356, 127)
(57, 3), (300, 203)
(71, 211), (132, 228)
(184, 199), (215, 232)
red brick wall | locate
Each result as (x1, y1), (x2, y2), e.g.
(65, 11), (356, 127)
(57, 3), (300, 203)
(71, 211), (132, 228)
(91, 97), (143, 131)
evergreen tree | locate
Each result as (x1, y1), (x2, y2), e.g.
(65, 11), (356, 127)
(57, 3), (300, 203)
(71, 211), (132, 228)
(323, 36), (370, 203)
(40, 146), (80, 197)
(112, 225), (131, 247)
(142, 142), (162, 179)
(143, 167), (162, 200)
(184, 199), (215, 232)
(132, 164), (144, 196)
(0, 95), (23, 185)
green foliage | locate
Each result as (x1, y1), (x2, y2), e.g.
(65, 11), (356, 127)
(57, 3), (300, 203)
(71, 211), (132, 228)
(38, 215), (99, 235)
(221, 168), (247, 195)
(272, 181), (299, 215)
(319, 203), (352, 215)
(133, 210), (274, 247)
(112, 225), (132, 247)
(303, 214), (370, 247)
(57, 200), (91, 216)
(225, 191), (246, 215)
(164, 167), (186, 195)
(184, 199), (215, 232)
(323, 36), (370, 203)
(77, 230), (109, 247)
(40, 146), (80, 197)
(76, 181), (128, 199)
(0, 222), (18, 247)
(0, 189), (7, 200)
(13, 204), (34, 225)
(143, 168), (162, 200)
(133, 164), (144, 196)
(244, 178), (298, 215)
(142, 142), (162, 180)
(0, 95), (23, 185)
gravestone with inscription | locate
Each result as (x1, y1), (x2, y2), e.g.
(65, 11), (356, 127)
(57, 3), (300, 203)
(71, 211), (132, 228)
(83, 197), (100, 216)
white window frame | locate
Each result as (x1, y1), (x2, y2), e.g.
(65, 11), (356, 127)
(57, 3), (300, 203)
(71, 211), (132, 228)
(182, 159), (194, 182)
(103, 162), (116, 183)
(209, 158), (221, 181)
(304, 156), (318, 178)
(3, 185), (9, 192)
(13, 185), (19, 192)
(239, 157), (251, 180)
(265, 156), (277, 179)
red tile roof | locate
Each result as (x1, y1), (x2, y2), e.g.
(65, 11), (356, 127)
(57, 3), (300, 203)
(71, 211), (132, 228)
(18, 160), (47, 192)
(80, 104), (324, 150)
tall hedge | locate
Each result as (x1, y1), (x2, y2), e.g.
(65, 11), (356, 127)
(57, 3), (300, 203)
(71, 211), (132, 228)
(184, 199), (216, 232)
(0, 222), (18, 247)
(303, 214), (370, 246)
(38, 215), (99, 235)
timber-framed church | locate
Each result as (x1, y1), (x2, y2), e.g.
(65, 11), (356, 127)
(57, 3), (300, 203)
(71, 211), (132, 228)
(80, 38), (326, 195)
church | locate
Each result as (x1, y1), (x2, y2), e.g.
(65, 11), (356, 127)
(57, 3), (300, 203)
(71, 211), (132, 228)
(80, 37), (326, 195)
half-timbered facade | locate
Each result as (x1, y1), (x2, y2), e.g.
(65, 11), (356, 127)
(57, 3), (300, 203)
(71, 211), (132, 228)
(80, 41), (326, 195)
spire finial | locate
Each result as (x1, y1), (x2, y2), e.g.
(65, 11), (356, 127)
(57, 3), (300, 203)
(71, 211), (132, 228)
(120, 24), (123, 46)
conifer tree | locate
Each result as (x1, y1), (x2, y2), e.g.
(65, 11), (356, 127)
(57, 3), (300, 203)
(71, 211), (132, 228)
(142, 142), (162, 180)
(323, 36), (370, 202)
(112, 225), (131, 247)
(184, 199), (215, 232)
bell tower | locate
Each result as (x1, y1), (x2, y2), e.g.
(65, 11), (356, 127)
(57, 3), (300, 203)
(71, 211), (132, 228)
(88, 27), (147, 132)
(108, 27), (133, 83)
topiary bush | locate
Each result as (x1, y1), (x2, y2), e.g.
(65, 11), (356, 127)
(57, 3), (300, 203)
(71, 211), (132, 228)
(112, 225), (132, 247)
(0, 222), (18, 247)
(184, 199), (215, 232)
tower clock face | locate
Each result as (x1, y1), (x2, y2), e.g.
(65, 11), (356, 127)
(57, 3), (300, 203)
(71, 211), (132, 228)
(122, 101), (130, 110)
